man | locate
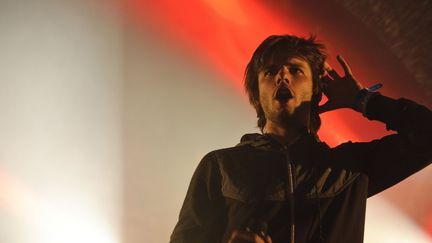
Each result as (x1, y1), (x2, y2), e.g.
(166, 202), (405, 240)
(170, 35), (432, 243)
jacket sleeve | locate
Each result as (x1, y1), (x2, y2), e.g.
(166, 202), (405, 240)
(170, 152), (226, 243)
(337, 94), (432, 197)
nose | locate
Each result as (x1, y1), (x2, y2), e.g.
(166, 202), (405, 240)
(276, 66), (290, 86)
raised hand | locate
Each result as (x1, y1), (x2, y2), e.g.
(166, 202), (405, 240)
(318, 55), (363, 113)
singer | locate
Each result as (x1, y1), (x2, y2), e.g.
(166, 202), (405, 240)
(170, 35), (432, 243)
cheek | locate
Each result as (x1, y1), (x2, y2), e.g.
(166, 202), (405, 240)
(257, 81), (268, 100)
(258, 90), (267, 108)
(259, 84), (273, 101)
(295, 80), (314, 100)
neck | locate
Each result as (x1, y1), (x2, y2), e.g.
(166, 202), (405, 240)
(263, 120), (306, 146)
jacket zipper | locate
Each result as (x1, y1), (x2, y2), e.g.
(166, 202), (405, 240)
(284, 147), (296, 243)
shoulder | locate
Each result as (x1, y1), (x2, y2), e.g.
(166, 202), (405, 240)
(200, 144), (258, 168)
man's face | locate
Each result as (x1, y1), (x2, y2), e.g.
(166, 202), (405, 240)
(257, 56), (314, 127)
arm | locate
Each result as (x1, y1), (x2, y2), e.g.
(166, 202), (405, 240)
(346, 94), (432, 196)
(170, 152), (226, 243)
(319, 55), (432, 197)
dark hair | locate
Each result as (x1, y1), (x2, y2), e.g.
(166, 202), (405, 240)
(244, 34), (327, 133)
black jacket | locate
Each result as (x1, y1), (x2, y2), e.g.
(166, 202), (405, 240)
(170, 94), (432, 243)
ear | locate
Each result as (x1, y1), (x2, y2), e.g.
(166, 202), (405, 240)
(316, 62), (331, 93)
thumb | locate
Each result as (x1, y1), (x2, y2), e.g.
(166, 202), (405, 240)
(265, 235), (273, 243)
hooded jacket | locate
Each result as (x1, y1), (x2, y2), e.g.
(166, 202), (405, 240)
(170, 94), (432, 243)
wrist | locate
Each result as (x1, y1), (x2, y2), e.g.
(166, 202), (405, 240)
(353, 83), (383, 115)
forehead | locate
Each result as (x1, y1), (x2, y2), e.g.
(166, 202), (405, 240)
(259, 54), (311, 70)
(258, 42), (309, 67)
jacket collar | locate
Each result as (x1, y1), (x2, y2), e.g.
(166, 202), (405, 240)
(237, 131), (330, 165)
(237, 129), (330, 165)
(238, 128), (320, 149)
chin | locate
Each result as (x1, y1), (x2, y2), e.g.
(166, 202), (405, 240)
(280, 105), (296, 115)
(276, 109), (295, 123)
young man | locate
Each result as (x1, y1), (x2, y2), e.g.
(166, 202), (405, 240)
(170, 35), (432, 243)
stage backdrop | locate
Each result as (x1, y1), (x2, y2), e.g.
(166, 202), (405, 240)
(0, 1), (431, 243)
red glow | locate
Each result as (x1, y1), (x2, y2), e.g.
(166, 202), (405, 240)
(122, 0), (420, 146)
(427, 209), (432, 237)
(120, 0), (430, 235)
(123, 0), (361, 145)
(125, 0), (304, 89)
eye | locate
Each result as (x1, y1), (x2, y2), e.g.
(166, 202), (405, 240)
(289, 66), (303, 75)
(264, 66), (279, 77)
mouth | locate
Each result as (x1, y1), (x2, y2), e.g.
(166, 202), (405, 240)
(274, 87), (293, 103)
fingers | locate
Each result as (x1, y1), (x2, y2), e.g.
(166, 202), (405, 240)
(323, 62), (339, 80)
(324, 55), (353, 79)
(336, 55), (352, 76)
(265, 235), (273, 243)
(320, 75), (332, 88)
(228, 229), (271, 243)
(318, 55), (361, 114)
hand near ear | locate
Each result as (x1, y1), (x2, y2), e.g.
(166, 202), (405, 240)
(318, 55), (363, 114)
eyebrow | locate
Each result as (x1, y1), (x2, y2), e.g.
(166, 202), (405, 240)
(285, 59), (308, 68)
(262, 61), (307, 71)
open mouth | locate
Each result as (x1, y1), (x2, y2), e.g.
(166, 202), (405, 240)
(274, 87), (293, 103)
